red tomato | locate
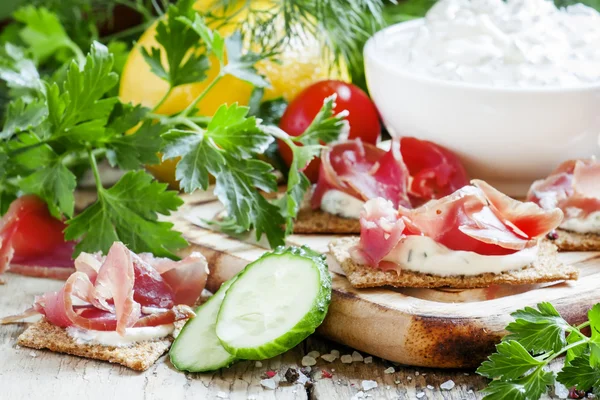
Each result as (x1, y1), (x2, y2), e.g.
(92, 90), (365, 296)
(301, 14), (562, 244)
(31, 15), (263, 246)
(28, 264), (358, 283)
(278, 80), (381, 182)
(6, 195), (68, 257)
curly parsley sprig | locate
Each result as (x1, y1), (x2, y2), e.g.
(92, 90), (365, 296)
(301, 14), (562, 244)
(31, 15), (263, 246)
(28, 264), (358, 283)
(477, 302), (600, 399)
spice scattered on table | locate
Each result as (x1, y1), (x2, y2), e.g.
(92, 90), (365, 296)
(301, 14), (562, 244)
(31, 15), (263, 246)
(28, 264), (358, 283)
(361, 380), (378, 391)
(384, 367), (395, 374)
(440, 380), (456, 390)
(341, 355), (353, 364)
(301, 355), (317, 366)
(364, 356), (373, 364)
(284, 368), (300, 383)
(352, 351), (364, 362)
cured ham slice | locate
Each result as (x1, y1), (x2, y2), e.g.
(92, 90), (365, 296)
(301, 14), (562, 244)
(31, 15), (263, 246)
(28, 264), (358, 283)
(1, 242), (208, 334)
(312, 139), (411, 209)
(354, 180), (562, 267)
(312, 138), (469, 211)
(527, 159), (600, 219)
(0, 195), (76, 280)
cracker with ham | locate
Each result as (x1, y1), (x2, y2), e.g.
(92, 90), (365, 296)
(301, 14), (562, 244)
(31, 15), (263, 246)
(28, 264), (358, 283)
(1, 242), (208, 371)
(295, 138), (469, 234)
(527, 159), (600, 251)
(329, 180), (578, 289)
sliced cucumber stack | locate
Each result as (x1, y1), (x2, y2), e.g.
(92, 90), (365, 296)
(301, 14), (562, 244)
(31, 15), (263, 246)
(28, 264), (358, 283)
(216, 246), (332, 360)
(170, 278), (237, 372)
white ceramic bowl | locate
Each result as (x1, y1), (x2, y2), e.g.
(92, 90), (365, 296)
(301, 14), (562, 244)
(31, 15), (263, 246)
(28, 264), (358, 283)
(364, 20), (600, 195)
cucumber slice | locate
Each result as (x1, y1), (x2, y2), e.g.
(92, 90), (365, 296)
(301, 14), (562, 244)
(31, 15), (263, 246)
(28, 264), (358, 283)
(169, 278), (237, 372)
(215, 246), (332, 360)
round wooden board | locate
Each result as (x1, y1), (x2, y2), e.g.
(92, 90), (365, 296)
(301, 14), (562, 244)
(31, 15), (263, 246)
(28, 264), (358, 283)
(169, 192), (600, 369)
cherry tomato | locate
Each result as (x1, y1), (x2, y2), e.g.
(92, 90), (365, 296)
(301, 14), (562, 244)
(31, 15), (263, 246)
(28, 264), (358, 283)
(7, 195), (68, 257)
(278, 80), (381, 182)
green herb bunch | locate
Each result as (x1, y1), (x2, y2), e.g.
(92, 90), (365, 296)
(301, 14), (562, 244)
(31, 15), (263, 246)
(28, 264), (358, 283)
(477, 302), (600, 399)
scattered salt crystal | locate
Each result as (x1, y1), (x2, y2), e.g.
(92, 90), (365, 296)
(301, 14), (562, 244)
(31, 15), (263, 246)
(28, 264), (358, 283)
(217, 392), (228, 399)
(554, 382), (569, 399)
(260, 378), (278, 390)
(426, 385), (434, 390)
(386, 386), (391, 390)
(321, 353), (337, 362)
(302, 356), (317, 366)
(352, 351), (364, 362)
(363, 356), (373, 364)
(307, 350), (321, 359)
(407, 376), (412, 381)
(416, 392), (425, 399)
(297, 372), (310, 385)
(440, 380), (455, 391)
(395, 380), (400, 384)
(341, 355), (353, 364)
(463, 372), (469, 376)
(331, 350), (340, 358)
(467, 389), (474, 394)
(332, 369), (335, 372)
(361, 380), (378, 391)
(384, 367), (395, 374)
(29, 352), (37, 358)
(415, 371), (420, 376)
(351, 391), (365, 400)
(255, 361), (262, 368)
(15, 345), (21, 350)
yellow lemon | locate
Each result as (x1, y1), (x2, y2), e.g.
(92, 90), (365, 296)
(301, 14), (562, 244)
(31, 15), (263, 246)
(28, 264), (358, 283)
(119, 0), (348, 188)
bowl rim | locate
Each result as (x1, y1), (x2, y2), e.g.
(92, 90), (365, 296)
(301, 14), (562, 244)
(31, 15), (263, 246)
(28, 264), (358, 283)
(364, 19), (600, 94)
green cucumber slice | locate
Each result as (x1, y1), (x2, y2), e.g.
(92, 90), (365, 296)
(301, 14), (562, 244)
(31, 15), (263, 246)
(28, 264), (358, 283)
(169, 278), (237, 372)
(215, 246), (332, 360)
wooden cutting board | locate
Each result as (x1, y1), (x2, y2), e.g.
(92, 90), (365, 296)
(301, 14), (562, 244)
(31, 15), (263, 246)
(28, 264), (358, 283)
(168, 191), (600, 369)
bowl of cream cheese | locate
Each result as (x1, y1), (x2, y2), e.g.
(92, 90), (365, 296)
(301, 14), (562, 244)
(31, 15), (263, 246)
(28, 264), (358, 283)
(364, 0), (600, 195)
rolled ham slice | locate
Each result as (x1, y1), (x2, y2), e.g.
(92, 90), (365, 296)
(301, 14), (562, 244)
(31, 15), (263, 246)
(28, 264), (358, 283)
(353, 180), (563, 267)
(1, 242), (208, 335)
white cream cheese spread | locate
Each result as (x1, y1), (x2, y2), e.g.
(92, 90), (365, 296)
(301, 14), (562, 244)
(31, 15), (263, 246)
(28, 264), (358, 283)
(560, 211), (600, 234)
(320, 190), (365, 219)
(388, 0), (600, 87)
(66, 324), (175, 347)
(382, 235), (538, 276)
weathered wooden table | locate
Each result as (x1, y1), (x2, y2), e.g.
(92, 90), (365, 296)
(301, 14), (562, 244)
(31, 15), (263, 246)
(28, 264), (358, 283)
(1, 273), (567, 400)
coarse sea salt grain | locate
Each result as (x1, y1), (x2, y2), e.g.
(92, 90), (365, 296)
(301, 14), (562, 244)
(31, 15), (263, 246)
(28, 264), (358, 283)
(416, 392), (425, 399)
(362, 380), (378, 391)
(363, 356), (373, 364)
(217, 392), (228, 399)
(384, 367), (395, 374)
(352, 351), (364, 362)
(297, 372), (310, 385)
(331, 350), (340, 358)
(341, 355), (353, 364)
(321, 353), (338, 362)
(302, 356), (317, 367)
(440, 380), (456, 391)
(351, 391), (365, 400)
(426, 385), (434, 390)
(554, 382), (570, 399)
(255, 361), (262, 368)
(260, 378), (278, 390)
(29, 352), (37, 358)
(307, 351), (320, 359)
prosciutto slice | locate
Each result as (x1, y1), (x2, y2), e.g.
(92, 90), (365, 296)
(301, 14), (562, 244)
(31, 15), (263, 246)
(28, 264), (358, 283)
(312, 138), (469, 211)
(353, 180), (563, 267)
(1, 242), (207, 334)
(527, 159), (600, 219)
(312, 139), (411, 209)
(0, 195), (76, 280)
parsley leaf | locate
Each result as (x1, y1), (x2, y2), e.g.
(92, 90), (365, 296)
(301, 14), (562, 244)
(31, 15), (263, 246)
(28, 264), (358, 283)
(0, 97), (48, 139)
(558, 353), (600, 392)
(206, 103), (272, 158)
(178, 14), (225, 62)
(222, 31), (269, 88)
(0, 43), (44, 94)
(480, 368), (554, 400)
(12, 6), (83, 64)
(106, 120), (164, 170)
(566, 329), (589, 363)
(588, 304), (600, 367)
(477, 340), (545, 380)
(141, 0), (209, 87)
(296, 95), (350, 145)
(19, 159), (76, 218)
(505, 302), (572, 353)
(65, 171), (186, 258)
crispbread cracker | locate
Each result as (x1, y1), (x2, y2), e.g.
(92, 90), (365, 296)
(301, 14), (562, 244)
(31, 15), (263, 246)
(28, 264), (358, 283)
(329, 238), (579, 289)
(551, 229), (600, 251)
(293, 206), (360, 234)
(18, 319), (172, 371)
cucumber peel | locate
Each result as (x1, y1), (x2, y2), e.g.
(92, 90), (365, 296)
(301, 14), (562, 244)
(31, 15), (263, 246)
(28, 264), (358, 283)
(169, 278), (237, 372)
(215, 246), (332, 360)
